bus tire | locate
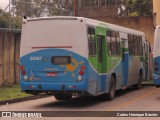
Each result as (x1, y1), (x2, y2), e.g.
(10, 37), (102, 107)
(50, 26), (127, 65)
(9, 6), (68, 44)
(134, 72), (142, 90)
(54, 93), (72, 101)
(102, 76), (116, 100)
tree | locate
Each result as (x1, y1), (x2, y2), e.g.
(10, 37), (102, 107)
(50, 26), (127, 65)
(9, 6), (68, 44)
(118, 0), (153, 17)
(13, 0), (73, 18)
(1, 0), (74, 28)
(0, 8), (21, 28)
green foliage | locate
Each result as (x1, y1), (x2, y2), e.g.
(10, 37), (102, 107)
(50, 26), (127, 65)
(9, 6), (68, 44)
(0, 8), (22, 28)
(14, 0), (73, 18)
(130, 12), (138, 17)
(0, 9), (10, 28)
(0, 0), (74, 28)
(0, 85), (32, 101)
(119, 0), (153, 17)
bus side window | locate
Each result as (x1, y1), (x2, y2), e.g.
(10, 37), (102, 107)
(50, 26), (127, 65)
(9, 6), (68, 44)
(107, 30), (112, 55)
(134, 35), (138, 55)
(143, 43), (146, 56)
(107, 30), (120, 56)
(128, 34), (132, 55)
(97, 36), (103, 63)
(111, 31), (117, 55)
(138, 36), (143, 55)
(139, 37), (143, 55)
(131, 35), (135, 55)
(116, 31), (120, 55)
(88, 27), (96, 56)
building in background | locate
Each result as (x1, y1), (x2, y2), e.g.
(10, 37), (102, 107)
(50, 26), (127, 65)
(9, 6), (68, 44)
(153, 0), (160, 26)
(77, 0), (119, 17)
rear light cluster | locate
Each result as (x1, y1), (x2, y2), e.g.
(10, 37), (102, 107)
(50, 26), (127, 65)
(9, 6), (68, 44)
(79, 65), (86, 76)
(20, 65), (26, 75)
(154, 62), (159, 72)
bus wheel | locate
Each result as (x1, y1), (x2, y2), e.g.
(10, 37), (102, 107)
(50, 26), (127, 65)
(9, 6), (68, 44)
(102, 76), (116, 100)
(54, 93), (72, 101)
(134, 72), (142, 90)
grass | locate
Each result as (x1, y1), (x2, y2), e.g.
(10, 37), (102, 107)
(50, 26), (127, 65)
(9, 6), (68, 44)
(0, 85), (32, 101)
(142, 79), (154, 84)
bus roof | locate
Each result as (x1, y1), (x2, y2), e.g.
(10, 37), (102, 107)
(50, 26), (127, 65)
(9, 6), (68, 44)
(83, 18), (145, 37)
(25, 16), (145, 37)
(156, 25), (160, 29)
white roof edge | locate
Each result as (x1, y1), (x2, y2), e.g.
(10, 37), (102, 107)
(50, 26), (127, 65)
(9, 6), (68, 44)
(156, 25), (160, 28)
(83, 18), (145, 36)
(26, 16), (145, 36)
(26, 16), (81, 21)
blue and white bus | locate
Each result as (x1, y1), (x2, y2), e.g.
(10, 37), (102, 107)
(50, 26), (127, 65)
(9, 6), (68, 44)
(20, 16), (148, 100)
(153, 25), (160, 87)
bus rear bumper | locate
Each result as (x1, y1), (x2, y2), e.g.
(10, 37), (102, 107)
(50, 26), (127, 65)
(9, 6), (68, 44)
(20, 80), (88, 95)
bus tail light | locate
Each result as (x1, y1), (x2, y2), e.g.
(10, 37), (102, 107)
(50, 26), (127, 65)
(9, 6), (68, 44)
(154, 67), (158, 72)
(79, 65), (86, 76)
(81, 65), (86, 70)
(154, 62), (158, 66)
(20, 65), (26, 75)
(21, 70), (26, 75)
(20, 65), (25, 70)
(79, 70), (84, 75)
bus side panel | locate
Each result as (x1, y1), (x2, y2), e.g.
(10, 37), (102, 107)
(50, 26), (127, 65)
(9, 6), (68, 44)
(20, 49), (89, 93)
(114, 61), (123, 90)
(128, 56), (140, 86)
(153, 27), (160, 87)
(121, 52), (129, 87)
(88, 63), (98, 95)
(154, 56), (160, 86)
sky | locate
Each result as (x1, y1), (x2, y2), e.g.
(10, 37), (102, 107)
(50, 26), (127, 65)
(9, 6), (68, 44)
(0, 0), (9, 10)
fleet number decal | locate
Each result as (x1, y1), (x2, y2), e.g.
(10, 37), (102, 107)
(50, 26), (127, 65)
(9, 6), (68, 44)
(30, 57), (42, 61)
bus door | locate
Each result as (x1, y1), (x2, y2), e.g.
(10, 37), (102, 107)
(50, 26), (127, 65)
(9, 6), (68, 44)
(121, 38), (129, 89)
(95, 27), (106, 93)
(96, 35), (106, 92)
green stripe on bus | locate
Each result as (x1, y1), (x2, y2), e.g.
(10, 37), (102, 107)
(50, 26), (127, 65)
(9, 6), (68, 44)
(122, 48), (129, 52)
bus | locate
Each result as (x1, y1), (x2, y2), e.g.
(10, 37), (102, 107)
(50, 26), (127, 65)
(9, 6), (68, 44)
(144, 41), (150, 80)
(20, 16), (147, 100)
(153, 26), (160, 87)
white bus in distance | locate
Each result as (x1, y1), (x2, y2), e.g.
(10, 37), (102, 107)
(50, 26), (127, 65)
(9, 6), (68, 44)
(20, 16), (149, 100)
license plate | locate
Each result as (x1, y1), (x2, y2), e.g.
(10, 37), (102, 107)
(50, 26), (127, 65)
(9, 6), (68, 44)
(46, 72), (57, 77)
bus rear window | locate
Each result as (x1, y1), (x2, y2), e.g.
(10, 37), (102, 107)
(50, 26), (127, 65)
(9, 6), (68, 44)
(51, 56), (71, 65)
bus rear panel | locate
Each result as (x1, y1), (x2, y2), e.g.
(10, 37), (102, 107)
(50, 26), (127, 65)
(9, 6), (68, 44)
(20, 17), (89, 95)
